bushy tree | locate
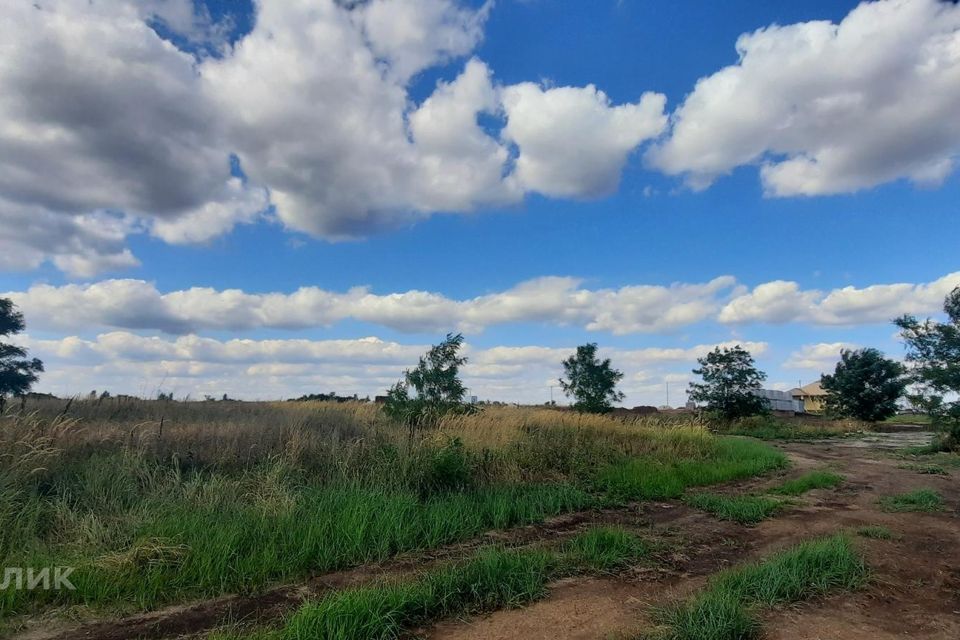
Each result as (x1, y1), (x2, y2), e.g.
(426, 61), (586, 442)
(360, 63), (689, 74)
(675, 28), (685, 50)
(895, 286), (960, 448)
(688, 345), (768, 421)
(558, 343), (624, 414)
(0, 298), (44, 413)
(820, 348), (905, 422)
(384, 333), (476, 425)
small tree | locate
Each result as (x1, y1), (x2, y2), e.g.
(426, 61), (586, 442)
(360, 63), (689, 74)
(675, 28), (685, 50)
(895, 286), (960, 448)
(688, 345), (767, 421)
(384, 333), (475, 425)
(820, 348), (905, 422)
(0, 298), (44, 413)
(558, 343), (624, 414)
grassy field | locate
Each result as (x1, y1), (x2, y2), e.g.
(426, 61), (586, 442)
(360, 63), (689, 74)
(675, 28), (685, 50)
(0, 399), (786, 623)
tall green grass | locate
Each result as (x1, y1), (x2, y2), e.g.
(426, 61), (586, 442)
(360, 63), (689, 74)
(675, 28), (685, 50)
(593, 438), (787, 503)
(0, 403), (786, 620)
(652, 534), (867, 640)
(562, 526), (650, 572)
(272, 527), (650, 640)
(1, 482), (591, 615)
(284, 547), (556, 640)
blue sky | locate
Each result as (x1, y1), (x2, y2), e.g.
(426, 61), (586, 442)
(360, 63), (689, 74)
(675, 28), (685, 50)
(1, 0), (958, 404)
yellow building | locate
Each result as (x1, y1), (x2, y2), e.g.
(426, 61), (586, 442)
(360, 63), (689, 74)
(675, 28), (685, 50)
(790, 381), (829, 414)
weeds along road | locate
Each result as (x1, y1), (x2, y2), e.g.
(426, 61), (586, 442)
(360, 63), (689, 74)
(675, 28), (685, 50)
(13, 430), (959, 640)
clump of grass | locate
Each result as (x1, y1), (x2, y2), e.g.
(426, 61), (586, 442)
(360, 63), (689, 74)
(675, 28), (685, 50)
(855, 525), (896, 540)
(652, 534), (867, 640)
(283, 547), (555, 640)
(877, 489), (945, 512)
(656, 589), (759, 640)
(770, 470), (843, 496)
(897, 462), (948, 475)
(684, 493), (782, 524)
(563, 526), (649, 572)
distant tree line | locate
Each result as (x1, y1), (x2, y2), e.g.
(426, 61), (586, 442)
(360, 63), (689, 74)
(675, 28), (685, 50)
(288, 392), (368, 403)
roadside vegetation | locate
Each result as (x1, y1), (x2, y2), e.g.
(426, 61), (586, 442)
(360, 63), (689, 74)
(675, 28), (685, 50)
(563, 526), (651, 572)
(683, 493), (783, 524)
(718, 414), (867, 440)
(897, 462), (948, 475)
(855, 525), (896, 540)
(877, 489), (946, 512)
(0, 398), (785, 622)
(209, 527), (652, 640)
(649, 534), (867, 640)
(684, 470), (842, 524)
(282, 546), (556, 640)
(770, 470), (843, 495)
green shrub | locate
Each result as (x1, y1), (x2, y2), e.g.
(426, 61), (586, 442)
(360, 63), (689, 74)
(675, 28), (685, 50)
(416, 438), (474, 497)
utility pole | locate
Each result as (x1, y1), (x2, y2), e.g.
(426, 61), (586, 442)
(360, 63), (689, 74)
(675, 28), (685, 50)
(666, 381), (670, 408)
(549, 385), (555, 404)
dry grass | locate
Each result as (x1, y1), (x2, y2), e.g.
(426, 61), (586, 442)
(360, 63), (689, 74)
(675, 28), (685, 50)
(4, 399), (714, 472)
(0, 399), (784, 622)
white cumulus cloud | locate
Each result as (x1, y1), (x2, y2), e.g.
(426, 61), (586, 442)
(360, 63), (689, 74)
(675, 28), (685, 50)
(501, 84), (667, 197)
(719, 271), (960, 325)
(8, 271), (959, 335)
(783, 342), (861, 370)
(649, 0), (960, 195)
(0, 0), (670, 275)
(4, 275), (738, 335)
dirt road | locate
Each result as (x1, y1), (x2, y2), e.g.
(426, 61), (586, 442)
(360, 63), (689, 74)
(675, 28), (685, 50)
(425, 434), (960, 640)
